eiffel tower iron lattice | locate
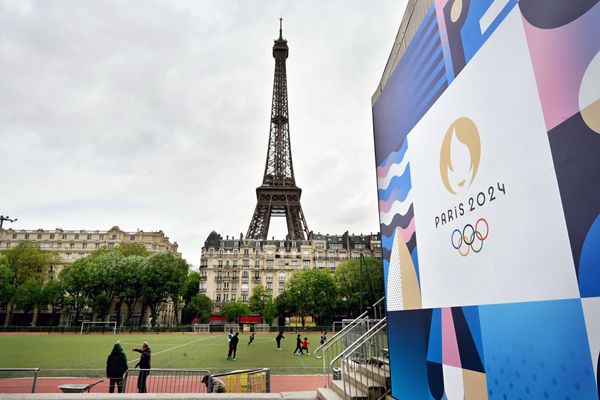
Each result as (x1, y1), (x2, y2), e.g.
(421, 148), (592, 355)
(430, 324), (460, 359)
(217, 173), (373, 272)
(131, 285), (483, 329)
(246, 19), (310, 241)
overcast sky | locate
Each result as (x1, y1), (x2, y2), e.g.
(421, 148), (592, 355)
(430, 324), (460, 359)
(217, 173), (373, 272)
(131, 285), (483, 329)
(0, 0), (407, 266)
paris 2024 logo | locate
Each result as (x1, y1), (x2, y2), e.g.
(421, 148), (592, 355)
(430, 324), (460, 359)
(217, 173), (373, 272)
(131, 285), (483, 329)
(436, 117), (505, 256)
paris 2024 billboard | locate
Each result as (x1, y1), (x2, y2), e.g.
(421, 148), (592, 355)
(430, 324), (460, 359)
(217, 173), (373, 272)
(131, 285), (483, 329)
(372, 0), (600, 398)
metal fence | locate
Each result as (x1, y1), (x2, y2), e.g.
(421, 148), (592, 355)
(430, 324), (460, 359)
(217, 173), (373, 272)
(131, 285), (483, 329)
(213, 368), (270, 393)
(122, 368), (210, 393)
(0, 368), (39, 393)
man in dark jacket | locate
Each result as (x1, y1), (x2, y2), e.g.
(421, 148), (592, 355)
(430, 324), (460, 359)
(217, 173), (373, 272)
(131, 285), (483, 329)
(293, 334), (302, 355)
(275, 331), (284, 350)
(227, 332), (239, 360)
(132, 342), (151, 393)
(106, 343), (128, 393)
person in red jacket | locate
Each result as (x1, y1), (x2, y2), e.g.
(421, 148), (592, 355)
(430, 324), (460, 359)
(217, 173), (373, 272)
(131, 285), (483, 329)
(301, 337), (310, 355)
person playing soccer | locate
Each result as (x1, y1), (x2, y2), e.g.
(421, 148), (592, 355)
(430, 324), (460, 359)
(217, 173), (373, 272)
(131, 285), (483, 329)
(320, 331), (327, 345)
(275, 330), (284, 350)
(247, 333), (255, 346)
(228, 332), (239, 360)
(226, 329), (233, 358)
(301, 337), (310, 355)
(293, 334), (302, 355)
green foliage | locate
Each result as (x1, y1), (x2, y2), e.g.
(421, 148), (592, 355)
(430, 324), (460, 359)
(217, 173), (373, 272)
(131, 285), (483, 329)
(13, 279), (43, 314)
(249, 284), (271, 315)
(182, 271), (200, 305)
(262, 299), (277, 324)
(0, 260), (16, 308)
(140, 253), (189, 326)
(222, 300), (250, 322)
(182, 293), (213, 324)
(274, 289), (297, 318)
(287, 269), (337, 325)
(115, 242), (149, 257)
(41, 280), (65, 312)
(2, 241), (58, 285)
(334, 257), (384, 315)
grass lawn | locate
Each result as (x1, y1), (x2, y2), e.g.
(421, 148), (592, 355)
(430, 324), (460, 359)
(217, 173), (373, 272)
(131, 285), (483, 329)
(0, 332), (324, 377)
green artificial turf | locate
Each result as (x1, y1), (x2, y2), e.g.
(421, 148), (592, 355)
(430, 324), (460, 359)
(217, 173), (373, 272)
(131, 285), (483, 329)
(0, 332), (325, 377)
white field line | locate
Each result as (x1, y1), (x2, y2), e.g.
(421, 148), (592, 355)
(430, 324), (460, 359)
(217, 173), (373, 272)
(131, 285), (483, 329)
(127, 336), (213, 365)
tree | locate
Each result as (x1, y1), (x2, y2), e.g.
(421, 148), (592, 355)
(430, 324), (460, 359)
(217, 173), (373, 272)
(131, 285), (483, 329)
(0, 258), (16, 311)
(59, 258), (93, 325)
(262, 299), (277, 325)
(13, 279), (43, 319)
(139, 253), (189, 327)
(274, 289), (297, 320)
(115, 255), (145, 325)
(2, 241), (58, 326)
(115, 242), (149, 257)
(222, 300), (250, 323)
(287, 269), (337, 326)
(182, 271), (200, 305)
(335, 257), (384, 316)
(249, 284), (271, 315)
(182, 293), (213, 324)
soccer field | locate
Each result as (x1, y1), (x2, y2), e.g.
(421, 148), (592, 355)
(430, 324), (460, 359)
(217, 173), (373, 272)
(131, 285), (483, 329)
(0, 332), (325, 376)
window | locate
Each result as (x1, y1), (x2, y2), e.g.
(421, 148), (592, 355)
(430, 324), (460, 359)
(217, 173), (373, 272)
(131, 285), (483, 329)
(111, 234), (116, 239)
(254, 260), (260, 268)
(242, 271), (249, 279)
(329, 262), (336, 271)
(266, 282), (273, 290)
(50, 234), (55, 240)
(87, 234), (92, 240)
(62, 234), (67, 240)
(69, 243), (75, 249)
(243, 249), (249, 256)
(267, 260), (273, 268)
(233, 250), (238, 256)
(11, 233), (16, 239)
(25, 234), (30, 239)
(99, 234), (104, 240)
(243, 260), (249, 268)
(152, 244), (157, 250)
(279, 261), (285, 269)
(317, 261), (324, 269)
(216, 294), (221, 302)
(267, 273), (273, 280)
(316, 242), (324, 249)
(278, 272), (286, 280)
(57, 243), (62, 248)
(74, 234), (79, 240)
(278, 282), (285, 291)
(254, 271), (260, 280)
(242, 295), (248, 302)
(108, 243), (114, 249)
(303, 260), (310, 268)
(209, 248), (214, 256)
(224, 281), (230, 289)
(291, 260), (298, 268)
(223, 294), (229, 302)
(37, 234), (42, 239)
(218, 261), (223, 268)
(83, 243), (87, 249)
(231, 294), (236, 301)
(241, 283), (249, 292)
(49, 266), (54, 272)
(225, 260), (230, 268)
(216, 283), (222, 290)
(95, 243), (100, 249)
(5, 243), (10, 248)
(130, 235), (135, 241)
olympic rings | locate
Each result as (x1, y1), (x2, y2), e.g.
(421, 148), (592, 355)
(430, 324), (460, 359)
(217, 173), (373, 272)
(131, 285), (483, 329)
(450, 218), (489, 256)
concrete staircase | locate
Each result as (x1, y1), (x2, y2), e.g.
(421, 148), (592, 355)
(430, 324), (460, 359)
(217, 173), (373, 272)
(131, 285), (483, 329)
(316, 353), (390, 400)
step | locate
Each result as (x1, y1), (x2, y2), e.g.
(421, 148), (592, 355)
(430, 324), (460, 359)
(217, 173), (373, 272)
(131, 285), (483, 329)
(332, 379), (369, 400)
(354, 362), (390, 387)
(317, 387), (344, 400)
(345, 368), (387, 395)
(368, 356), (390, 367)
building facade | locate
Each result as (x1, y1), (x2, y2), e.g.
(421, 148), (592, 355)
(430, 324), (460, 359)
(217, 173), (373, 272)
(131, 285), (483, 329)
(199, 231), (381, 312)
(0, 226), (181, 326)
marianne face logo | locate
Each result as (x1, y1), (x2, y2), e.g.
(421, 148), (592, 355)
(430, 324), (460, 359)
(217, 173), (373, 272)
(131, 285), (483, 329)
(440, 117), (481, 194)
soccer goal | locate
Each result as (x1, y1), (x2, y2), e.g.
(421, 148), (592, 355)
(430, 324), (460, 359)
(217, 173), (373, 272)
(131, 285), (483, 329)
(254, 324), (270, 333)
(80, 321), (117, 335)
(192, 323), (210, 333)
(224, 323), (240, 333)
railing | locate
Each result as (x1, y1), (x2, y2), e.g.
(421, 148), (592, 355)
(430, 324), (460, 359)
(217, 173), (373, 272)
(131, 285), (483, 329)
(0, 368), (40, 393)
(213, 368), (270, 393)
(334, 318), (388, 400)
(122, 368), (211, 393)
(314, 296), (385, 388)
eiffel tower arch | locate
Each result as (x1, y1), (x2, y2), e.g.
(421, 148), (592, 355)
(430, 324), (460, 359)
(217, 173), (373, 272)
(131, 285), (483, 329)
(246, 19), (310, 241)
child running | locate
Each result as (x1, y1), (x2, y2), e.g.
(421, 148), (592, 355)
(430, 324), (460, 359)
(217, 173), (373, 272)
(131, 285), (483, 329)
(320, 331), (327, 345)
(247, 333), (255, 346)
(275, 330), (284, 350)
(294, 334), (302, 355)
(301, 337), (310, 355)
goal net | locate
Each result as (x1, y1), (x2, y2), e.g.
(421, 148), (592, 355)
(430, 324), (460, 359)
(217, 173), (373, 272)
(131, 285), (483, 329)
(192, 323), (210, 333)
(80, 321), (117, 335)
(254, 324), (270, 333)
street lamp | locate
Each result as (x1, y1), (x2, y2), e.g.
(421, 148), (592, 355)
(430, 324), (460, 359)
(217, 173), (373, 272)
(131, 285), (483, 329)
(0, 215), (18, 230)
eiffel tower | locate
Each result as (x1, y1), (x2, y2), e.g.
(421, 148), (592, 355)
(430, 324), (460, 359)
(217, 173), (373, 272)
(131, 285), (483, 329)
(246, 19), (310, 241)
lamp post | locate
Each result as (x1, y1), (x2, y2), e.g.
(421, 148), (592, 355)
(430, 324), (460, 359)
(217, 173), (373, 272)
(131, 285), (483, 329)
(0, 215), (18, 248)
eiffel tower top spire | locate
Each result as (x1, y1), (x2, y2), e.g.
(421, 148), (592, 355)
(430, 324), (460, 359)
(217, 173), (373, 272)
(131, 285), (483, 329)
(246, 20), (310, 240)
